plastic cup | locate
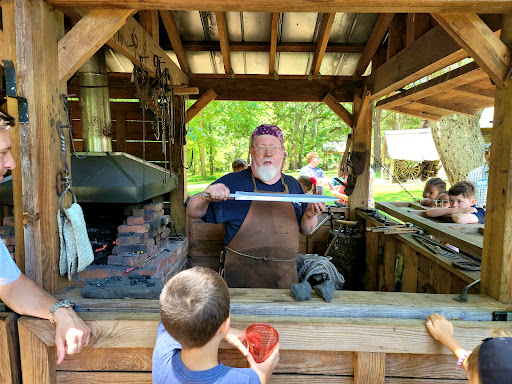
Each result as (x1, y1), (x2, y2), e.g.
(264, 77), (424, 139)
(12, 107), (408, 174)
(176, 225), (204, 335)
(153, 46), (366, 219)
(245, 323), (279, 363)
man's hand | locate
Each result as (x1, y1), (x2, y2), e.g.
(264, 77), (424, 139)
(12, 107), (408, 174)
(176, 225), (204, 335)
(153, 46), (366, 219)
(53, 307), (91, 364)
(246, 343), (280, 384)
(203, 183), (231, 202)
(305, 202), (326, 219)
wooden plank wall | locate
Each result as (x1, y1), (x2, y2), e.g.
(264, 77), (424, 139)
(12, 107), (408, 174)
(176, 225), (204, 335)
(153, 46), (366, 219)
(187, 208), (349, 271)
(18, 312), (506, 384)
(68, 101), (169, 167)
(0, 313), (21, 384)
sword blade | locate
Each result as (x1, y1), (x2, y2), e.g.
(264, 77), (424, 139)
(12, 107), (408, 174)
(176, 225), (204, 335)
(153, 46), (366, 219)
(232, 191), (338, 203)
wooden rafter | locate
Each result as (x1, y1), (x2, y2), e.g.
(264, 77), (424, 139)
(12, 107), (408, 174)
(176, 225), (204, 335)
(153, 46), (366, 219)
(412, 99), (477, 116)
(389, 105), (441, 121)
(432, 13), (510, 88)
(354, 87), (371, 132)
(311, 13), (335, 76)
(45, 0), (512, 13)
(107, 17), (188, 85)
(355, 13), (394, 77)
(269, 12), (279, 75)
(322, 93), (353, 128)
(58, 9), (133, 82)
(215, 12), (231, 75)
(366, 25), (469, 101)
(179, 41), (365, 53)
(173, 87), (199, 95)
(185, 88), (217, 123)
(376, 62), (487, 109)
(405, 14), (415, 47)
(0, 29), (4, 62)
(160, 10), (190, 74)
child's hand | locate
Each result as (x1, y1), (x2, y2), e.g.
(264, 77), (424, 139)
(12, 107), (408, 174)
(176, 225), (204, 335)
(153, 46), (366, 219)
(426, 313), (455, 345)
(462, 206), (477, 214)
(246, 343), (280, 384)
(224, 327), (249, 356)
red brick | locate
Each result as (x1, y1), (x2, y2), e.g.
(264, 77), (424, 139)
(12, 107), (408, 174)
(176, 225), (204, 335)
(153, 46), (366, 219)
(133, 208), (145, 217)
(116, 232), (149, 246)
(144, 202), (163, 212)
(118, 223), (150, 233)
(3, 216), (14, 227)
(112, 238), (155, 254)
(127, 216), (145, 225)
(160, 227), (171, 240)
(121, 253), (147, 267)
(160, 215), (170, 226)
(108, 255), (124, 265)
(77, 265), (125, 280)
(144, 211), (158, 222)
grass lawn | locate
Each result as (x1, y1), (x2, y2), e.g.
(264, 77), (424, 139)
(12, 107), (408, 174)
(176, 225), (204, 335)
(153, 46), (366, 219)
(187, 170), (425, 203)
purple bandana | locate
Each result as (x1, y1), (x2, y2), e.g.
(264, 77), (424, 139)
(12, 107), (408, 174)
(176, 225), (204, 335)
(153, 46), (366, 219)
(251, 124), (284, 143)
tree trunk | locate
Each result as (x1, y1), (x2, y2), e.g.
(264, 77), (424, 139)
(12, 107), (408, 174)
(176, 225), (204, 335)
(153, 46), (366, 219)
(199, 114), (206, 177)
(373, 108), (382, 173)
(431, 114), (485, 185)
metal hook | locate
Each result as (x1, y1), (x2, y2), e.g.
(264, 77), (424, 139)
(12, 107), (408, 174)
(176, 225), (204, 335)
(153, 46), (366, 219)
(58, 183), (77, 214)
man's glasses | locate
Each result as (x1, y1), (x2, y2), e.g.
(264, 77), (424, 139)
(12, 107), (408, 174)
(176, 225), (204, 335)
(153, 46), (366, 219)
(252, 145), (283, 155)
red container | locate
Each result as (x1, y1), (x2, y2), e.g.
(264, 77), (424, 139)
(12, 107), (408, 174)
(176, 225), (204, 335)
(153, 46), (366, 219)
(245, 323), (279, 363)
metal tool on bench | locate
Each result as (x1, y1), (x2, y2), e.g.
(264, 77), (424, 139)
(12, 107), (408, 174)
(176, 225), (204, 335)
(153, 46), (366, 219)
(367, 222), (423, 235)
(309, 206), (339, 236)
(204, 191), (338, 204)
(453, 278), (481, 303)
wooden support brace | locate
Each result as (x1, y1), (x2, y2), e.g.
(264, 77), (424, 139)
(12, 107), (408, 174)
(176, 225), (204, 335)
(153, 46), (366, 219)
(269, 13), (279, 75)
(215, 12), (231, 75)
(433, 13), (510, 88)
(322, 93), (353, 127)
(173, 87), (199, 95)
(185, 88), (217, 124)
(58, 9), (134, 82)
(354, 87), (371, 133)
(107, 17), (188, 85)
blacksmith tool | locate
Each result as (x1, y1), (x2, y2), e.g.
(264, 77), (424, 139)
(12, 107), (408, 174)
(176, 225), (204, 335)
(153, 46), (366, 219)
(323, 220), (358, 257)
(453, 279), (481, 303)
(204, 191), (338, 204)
(366, 223), (422, 235)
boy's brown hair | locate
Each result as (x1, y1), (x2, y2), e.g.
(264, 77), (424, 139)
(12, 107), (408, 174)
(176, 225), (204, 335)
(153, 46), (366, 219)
(232, 158), (248, 172)
(448, 181), (476, 199)
(298, 175), (315, 194)
(159, 267), (230, 348)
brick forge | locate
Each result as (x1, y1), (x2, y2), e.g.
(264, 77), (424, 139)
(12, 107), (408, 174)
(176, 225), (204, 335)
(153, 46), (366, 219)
(77, 203), (188, 286)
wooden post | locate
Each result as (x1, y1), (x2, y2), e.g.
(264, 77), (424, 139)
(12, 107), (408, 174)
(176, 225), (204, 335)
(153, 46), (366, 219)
(0, 313), (21, 384)
(354, 352), (386, 384)
(169, 96), (188, 235)
(349, 89), (373, 220)
(5, 0), (70, 293)
(480, 15), (512, 304)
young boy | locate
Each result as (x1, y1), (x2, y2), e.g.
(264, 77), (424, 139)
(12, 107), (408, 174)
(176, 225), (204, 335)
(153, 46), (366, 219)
(426, 181), (485, 224)
(232, 158), (249, 172)
(153, 267), (280, 384)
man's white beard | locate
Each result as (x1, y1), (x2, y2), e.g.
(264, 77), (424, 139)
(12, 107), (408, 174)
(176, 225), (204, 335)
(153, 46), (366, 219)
(253, 157), (283, 182)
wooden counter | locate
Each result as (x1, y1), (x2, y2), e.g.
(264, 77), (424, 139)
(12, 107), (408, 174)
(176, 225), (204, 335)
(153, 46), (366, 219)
(16, 288), (512, 384)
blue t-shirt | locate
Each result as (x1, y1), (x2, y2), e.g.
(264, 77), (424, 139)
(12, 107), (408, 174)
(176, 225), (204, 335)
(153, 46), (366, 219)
(472, 205), (485, 224)
(0, 239), (20, 285)
(152, 322), (261, 384)
(203, 168), (308, 245)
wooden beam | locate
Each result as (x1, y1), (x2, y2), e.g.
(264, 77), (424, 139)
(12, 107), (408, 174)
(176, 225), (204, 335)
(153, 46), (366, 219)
(107, 17), (188, 85)
(185, 88), (217, 124)
(354, 87), (371, 133)
(138, 10), (159, 44)
(354, 352), (385, 384)
(215, 12), (231, 75)
(480, 15), (512, 304)
(58, 8), (133, 82)
(44, 0), (512, 13)
(389, 105), (442, 121)
(412, 99), (478, 116)
(311, 13), (335, 75)
(355, 13), (394, 77)
(432, 13), (510, 88)
(160, 10), (190, 74)
(8, 0), (70, 292)
(170, 96), (187, 234)
(269, 12), (279, 75)
(322, 93), (353, 127)
(0, 313), (21, 384)
(180, 41), (365, 53)
(0, 29), (4, 62)
(376, 61), (488, 110)
(366, 24), (469, 101)
(405, 14), (416, 47)
(386, 14), (406, 61)
(173, 86), (199, 95)
(450, 85), (495, 101)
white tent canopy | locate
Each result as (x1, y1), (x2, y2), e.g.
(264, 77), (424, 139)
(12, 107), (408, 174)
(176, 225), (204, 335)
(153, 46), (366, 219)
(384, 128), (440, 161)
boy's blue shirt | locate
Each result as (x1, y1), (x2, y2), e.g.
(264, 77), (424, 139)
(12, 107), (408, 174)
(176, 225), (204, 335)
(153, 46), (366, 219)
(152, 322), (261, 384)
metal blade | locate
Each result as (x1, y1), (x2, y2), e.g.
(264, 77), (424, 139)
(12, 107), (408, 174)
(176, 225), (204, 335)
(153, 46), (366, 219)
(231, 191), (338, 203)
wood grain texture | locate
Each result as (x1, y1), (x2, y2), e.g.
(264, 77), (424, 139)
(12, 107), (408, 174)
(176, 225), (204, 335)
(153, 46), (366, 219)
(18, 321), (55, 384)
(58, 9), (133, 82)
(44, 0), (512, 13)
(215, 12), (231, 75)
(269, 12), (279, 75)
(354, 352), (385, 384)
(185, 88), (217, 123)
(0, 313), (21, 384)
(323, 93), (353, 127)
(311, 13), (335, 75)
(160, 10), (189, 73)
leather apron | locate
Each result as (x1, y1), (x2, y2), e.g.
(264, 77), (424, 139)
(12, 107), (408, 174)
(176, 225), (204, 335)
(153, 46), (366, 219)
(224, 174), (299, 288)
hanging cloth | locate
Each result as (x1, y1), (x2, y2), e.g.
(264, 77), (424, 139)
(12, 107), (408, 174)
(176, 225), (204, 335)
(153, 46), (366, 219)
(58, 191), (94, 279)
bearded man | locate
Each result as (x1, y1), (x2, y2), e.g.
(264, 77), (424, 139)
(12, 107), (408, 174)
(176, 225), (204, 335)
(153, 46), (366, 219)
(187, 124), (325, 288)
